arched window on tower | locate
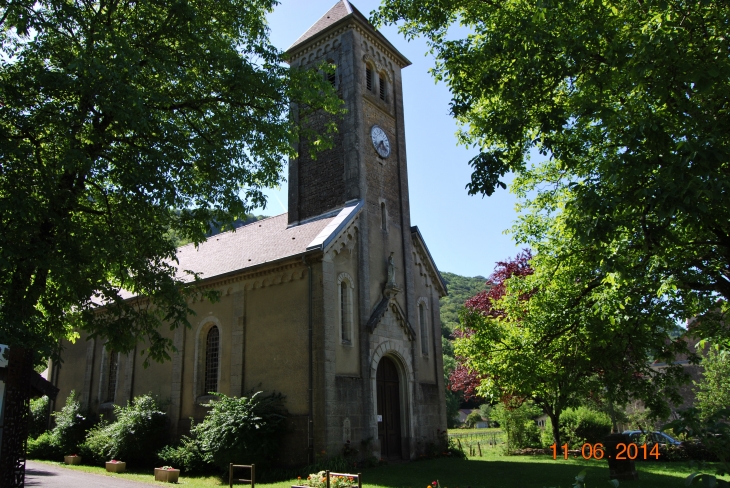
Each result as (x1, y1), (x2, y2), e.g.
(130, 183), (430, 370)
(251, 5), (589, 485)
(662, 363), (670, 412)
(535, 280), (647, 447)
(366, 64), (373, 92)
(378, 73), (387, 101)
(419, 301), (429, 356)
(205, 326), (220, 394)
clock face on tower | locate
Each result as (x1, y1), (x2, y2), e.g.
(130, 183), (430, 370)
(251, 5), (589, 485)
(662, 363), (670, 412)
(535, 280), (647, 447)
(370, 125), (391, 159)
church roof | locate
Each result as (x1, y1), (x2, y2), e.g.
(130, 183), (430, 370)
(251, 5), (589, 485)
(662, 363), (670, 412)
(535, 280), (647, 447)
(289, 0), (354, 50)
(286, 0), (411, 67)
(172, 203), (360, 283)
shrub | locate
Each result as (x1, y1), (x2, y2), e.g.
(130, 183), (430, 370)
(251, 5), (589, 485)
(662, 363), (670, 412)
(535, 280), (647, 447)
(464, 410), (484, 428)
(559, 407), (612, 449)
(26, 431), (60, 460)
(82, 394), (168, 467)
(50, 391), (92, 455)
(28, 396), (50, 439)
(26, 391), (93, 460)
(492, 401), (542, 451)
(158, 429), (211, 474)
(192, 391), (287, 472)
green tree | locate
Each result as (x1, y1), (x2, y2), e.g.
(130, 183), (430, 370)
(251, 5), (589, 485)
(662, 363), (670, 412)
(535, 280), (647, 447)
(0, 0), (341, 364)
(456, 249), (691, 447)
(696, 346), (730, 419)
(373, 0), (730, 346)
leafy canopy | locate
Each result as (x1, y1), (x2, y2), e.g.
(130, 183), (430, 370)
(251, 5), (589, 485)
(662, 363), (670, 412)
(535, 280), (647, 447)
(455, 249), (692, 445)
(373, 0), (730, 342)
(0, 0), (341, 364)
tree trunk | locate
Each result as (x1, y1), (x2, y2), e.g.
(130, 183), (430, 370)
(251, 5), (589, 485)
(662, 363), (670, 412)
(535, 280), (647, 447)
(0, 346), (33, 488)
(547, 410), (561, 447)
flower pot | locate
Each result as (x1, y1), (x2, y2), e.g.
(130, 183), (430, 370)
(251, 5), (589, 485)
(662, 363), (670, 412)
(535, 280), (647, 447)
(154, 468), (180, 483)
(64, 455), (82, 465)
(105, 461), (126, 473)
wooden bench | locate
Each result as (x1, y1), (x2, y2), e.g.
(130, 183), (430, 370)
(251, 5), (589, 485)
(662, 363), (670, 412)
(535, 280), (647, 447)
(229, 463), (255, 488)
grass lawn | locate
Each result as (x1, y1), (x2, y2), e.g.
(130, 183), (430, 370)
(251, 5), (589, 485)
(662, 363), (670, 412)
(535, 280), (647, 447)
(32, 453), (730, 488)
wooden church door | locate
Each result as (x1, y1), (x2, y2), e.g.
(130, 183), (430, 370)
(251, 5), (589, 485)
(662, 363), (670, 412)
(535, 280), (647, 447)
(376, 356), (402, 459)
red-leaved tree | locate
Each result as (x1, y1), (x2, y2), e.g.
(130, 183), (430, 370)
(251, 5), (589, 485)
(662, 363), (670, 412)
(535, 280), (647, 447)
(448, 250), (533, 400)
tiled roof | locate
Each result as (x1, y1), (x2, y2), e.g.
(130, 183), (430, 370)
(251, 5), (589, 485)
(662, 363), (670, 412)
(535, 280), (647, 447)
(115, 203), (361, 300)
(288, 0), (353, 51)
(286, 1), (411, 67)
(174, 203), (360, 282)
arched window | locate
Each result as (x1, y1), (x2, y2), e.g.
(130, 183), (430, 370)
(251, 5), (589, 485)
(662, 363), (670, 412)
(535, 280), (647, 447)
(381, 202), (387, 231)
(338, 273), (354, 344)
(366, 65), (373, 92)
(205, 326), (220, 394)
(105, 351), (118, 403)
(378, 73), (386, 101)
(419, 301), (429, 356)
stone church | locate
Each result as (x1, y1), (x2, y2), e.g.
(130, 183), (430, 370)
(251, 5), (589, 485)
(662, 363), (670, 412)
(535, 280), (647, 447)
(51, 0), (448, 466)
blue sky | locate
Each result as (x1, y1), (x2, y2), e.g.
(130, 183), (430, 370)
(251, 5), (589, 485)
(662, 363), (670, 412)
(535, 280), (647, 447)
(256, 0), (523, 279)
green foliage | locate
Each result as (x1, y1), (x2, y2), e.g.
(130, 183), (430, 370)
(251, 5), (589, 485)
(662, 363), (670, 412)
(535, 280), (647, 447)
(26, 431), (60, 460)
(445, 389), (461, 429)
(696, 347), (730, 419)
(157, 430), (211, 474)
(81, 394), (168, 467)
(0, 0), (343, 363)
(28, 395), (49, 439)
(492, 401), (541, 452)
(50, 391), (91, 456)
(465, 410), (484, 428)
(557, 407), (612, 449)
(479, 404), (493, 422)
(191, 391), (288, 472)
(374, 0), (730, 352)
(439, 272), (488, 339)
(455, 244), (692, 448)
(666, 407), (730, 476)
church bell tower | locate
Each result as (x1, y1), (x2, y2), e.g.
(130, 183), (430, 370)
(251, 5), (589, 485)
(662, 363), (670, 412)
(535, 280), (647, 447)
(286, 0), (447, 461)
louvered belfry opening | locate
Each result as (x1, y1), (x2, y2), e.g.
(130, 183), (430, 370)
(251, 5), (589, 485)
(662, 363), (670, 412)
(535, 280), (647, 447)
(379, 74), (386, 100)
(205, 326), (220, 394)
(366, 66), (372, 91)
(106, 351), (118, 403)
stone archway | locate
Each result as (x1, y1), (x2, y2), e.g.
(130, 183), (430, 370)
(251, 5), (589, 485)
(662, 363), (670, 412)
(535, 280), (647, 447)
(370, 341), (415, 460)
(376, 356), (402, 459)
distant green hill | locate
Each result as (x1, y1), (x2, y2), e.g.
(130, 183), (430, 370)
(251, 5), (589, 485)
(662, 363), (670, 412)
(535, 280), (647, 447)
(439, 272), (489, 339)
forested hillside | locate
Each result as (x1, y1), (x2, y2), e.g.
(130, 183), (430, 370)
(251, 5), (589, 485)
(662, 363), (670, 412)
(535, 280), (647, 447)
(439, 272), (489, 338)
(439, 272), (490, 422)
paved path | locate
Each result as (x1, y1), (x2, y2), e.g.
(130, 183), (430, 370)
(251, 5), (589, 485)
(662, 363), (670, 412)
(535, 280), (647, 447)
(26, 461), (155, 488)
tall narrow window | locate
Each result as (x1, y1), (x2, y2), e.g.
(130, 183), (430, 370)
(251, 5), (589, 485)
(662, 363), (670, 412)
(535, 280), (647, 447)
(105, 351), (118, 403)
(341, 282), (351, 342)
(419, 303), (428, 355)
(381, 202), (387, 231)
(379, 74), (386, 101)
(366, 66), (373, 92)
(205, 326), (219, 394)
(338, 273), (354, 344)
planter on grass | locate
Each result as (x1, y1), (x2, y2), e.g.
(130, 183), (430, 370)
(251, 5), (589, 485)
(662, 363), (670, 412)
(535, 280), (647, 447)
(106, 460), (126, 473)
(64, 455), (82, 465)
(154, 467), (180, 483)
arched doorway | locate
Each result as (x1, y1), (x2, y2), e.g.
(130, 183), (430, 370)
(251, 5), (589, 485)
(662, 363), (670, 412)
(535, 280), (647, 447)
(376, 356), (402, 460)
